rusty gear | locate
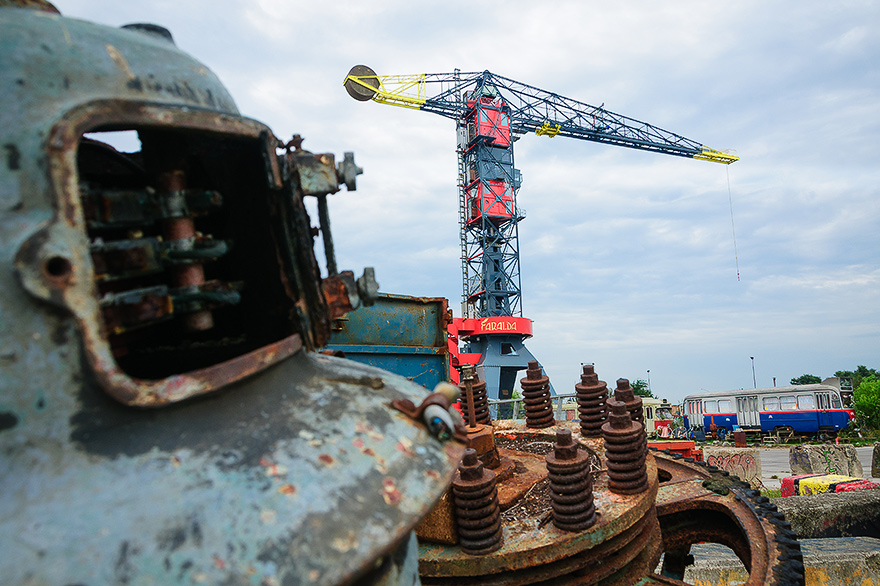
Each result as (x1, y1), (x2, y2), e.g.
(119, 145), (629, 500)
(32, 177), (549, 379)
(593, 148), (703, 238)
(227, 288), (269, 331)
(545, 428), (596, 532)
(452, 448), (503, 555)
(519, 360), (554, 429)
(602, 401), (648, 495)
(575, 363), (608, 437)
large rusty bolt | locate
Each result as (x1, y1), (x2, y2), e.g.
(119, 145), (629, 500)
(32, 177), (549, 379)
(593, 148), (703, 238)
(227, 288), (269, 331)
(451, 448), (503, 555)
(519, 360), (554, 429)
(545, 428), (597, 532)
(610, 378), (646, 443)
(575, 363), (608, 438)
(602, 401), (649, 495)
(459, 367), (491, 426)
(609, 378), (644, 427)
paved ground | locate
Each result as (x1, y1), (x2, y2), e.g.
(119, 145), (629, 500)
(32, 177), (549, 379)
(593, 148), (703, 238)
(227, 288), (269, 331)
(759, 446), (877, 489)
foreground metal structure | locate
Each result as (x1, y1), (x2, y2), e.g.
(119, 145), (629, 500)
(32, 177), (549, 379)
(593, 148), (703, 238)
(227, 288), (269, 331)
(0, 5), (463, 584)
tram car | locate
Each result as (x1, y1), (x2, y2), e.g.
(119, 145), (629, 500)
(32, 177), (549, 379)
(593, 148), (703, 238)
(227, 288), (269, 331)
(642, 397), (676, 437)
(682, 384), (854, 438)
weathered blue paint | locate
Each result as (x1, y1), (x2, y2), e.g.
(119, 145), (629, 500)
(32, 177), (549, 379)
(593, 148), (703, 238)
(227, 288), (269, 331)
(326, 293), (451, 389)
(0, 7), (464, 585)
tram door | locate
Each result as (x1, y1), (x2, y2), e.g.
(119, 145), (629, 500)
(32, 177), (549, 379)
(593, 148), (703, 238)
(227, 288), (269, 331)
(816, 392), (832, 428)
(736, 395), (760, 428)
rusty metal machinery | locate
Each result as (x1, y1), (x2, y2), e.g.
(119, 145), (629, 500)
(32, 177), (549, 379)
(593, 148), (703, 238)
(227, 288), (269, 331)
(415, 390), (806, 586)
(0, 5), (463, 585)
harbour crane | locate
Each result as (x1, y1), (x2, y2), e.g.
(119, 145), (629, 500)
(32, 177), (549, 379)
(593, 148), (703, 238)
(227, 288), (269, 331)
(343, 66), (738, 403)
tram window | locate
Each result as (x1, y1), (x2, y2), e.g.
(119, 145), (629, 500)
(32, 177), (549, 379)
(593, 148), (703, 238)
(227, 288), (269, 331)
(831, 395), (842, 408)
(704, 400), (718, 413)
(780, 396), (797, 410)
(797, 395), (814, 410)
(646, 407), (653, 419)
(718, 400), (732, 412)
(763, 397), (779, 410)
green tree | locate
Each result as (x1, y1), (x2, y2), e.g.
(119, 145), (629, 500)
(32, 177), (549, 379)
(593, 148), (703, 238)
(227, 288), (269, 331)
(853, 376), (880, 429)
(835, 366), (879, 391)
(790, 374), (822, 385)
(631, 379), (654, 398)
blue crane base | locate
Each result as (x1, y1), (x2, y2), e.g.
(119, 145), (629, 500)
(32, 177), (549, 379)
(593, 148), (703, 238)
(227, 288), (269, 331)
(463, 332), (555, 418)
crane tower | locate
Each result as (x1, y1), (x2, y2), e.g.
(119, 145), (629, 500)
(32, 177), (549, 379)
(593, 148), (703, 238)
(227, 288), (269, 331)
(344, 66), (737, 403)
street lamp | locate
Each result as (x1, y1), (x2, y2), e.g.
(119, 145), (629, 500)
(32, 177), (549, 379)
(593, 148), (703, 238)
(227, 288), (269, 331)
(750, 357), (756, 388)
(647, 370), (651, 394)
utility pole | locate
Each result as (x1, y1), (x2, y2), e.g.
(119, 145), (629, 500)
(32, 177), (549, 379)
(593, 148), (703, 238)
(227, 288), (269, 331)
(750, 357), (756, 388)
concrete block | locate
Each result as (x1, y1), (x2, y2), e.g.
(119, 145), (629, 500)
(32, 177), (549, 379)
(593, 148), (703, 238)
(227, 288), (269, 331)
(872, 443), (880, 478)
(772, 490), (880, 539)
(789, 444), (863, 477)
(684, 537), (880, 586)
(702, 447), (762, 488)
(782, 474), (880, 497)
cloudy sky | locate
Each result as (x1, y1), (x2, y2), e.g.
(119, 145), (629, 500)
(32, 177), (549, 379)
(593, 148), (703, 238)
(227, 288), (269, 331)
(52, 0), (880, 403)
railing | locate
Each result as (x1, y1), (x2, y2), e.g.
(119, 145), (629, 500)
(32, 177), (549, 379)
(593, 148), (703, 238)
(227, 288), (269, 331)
(489, 392), (579, 422)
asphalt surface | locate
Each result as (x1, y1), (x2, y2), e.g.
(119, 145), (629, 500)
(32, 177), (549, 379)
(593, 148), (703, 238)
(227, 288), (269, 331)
(759, 445), (877, 489)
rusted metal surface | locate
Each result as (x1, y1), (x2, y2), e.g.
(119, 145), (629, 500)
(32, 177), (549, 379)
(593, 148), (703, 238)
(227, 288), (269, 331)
(461, 364), (492, 426)
(11, 95), (314, 406)
(546, 428), (597, 532)
(453, 448), (505, 555)
(157, 169), (214, 331)
(421, 420), (803, 586)
(420, 424), (660, 581)
(0, 344), (465, 584)
(610, 378), (645, 428)
(576, 363), (609, 437)
(652, 449), (806, 586)
(325, 293), (450, 390)
(603, 401), (650, 494)
(321, 267), (379, 320)
(520, 360), (554, 429)
(495, 448), (550, 509)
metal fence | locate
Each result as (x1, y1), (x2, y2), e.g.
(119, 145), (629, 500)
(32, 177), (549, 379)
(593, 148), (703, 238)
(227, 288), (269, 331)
(489, 392), (580, 421)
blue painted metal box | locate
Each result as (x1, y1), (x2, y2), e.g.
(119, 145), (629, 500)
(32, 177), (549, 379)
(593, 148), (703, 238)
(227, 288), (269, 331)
(326, 294), (451, 389)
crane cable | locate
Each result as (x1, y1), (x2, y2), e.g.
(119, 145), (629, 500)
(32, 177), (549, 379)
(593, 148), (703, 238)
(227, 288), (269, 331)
(726, 165), (741, 281)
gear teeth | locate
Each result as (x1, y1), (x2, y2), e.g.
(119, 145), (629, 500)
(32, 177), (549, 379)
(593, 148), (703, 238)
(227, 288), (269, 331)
(774, 535), (799, 548)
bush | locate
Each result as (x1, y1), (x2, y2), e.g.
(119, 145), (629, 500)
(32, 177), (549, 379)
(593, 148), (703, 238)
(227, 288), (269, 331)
(853, 376), (880, 429)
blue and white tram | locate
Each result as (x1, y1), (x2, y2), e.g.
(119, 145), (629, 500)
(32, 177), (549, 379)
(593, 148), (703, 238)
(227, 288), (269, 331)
(682, 384), (854, 437)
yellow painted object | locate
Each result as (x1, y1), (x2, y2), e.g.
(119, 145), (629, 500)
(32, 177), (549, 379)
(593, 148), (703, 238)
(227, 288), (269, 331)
(798, 475), (860, 496)
(535, 122), (561, 137)
(695, 146), (740, 164)
(343, 72), (428, 109)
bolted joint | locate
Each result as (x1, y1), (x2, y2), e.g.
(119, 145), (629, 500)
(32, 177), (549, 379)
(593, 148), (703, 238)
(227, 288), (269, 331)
(323, 268), (380, 320)
(459, 448), (485, 481)
(526, 360), (544, 380)
(553, 428), (578, 460)
(609, 401), (632, 429)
